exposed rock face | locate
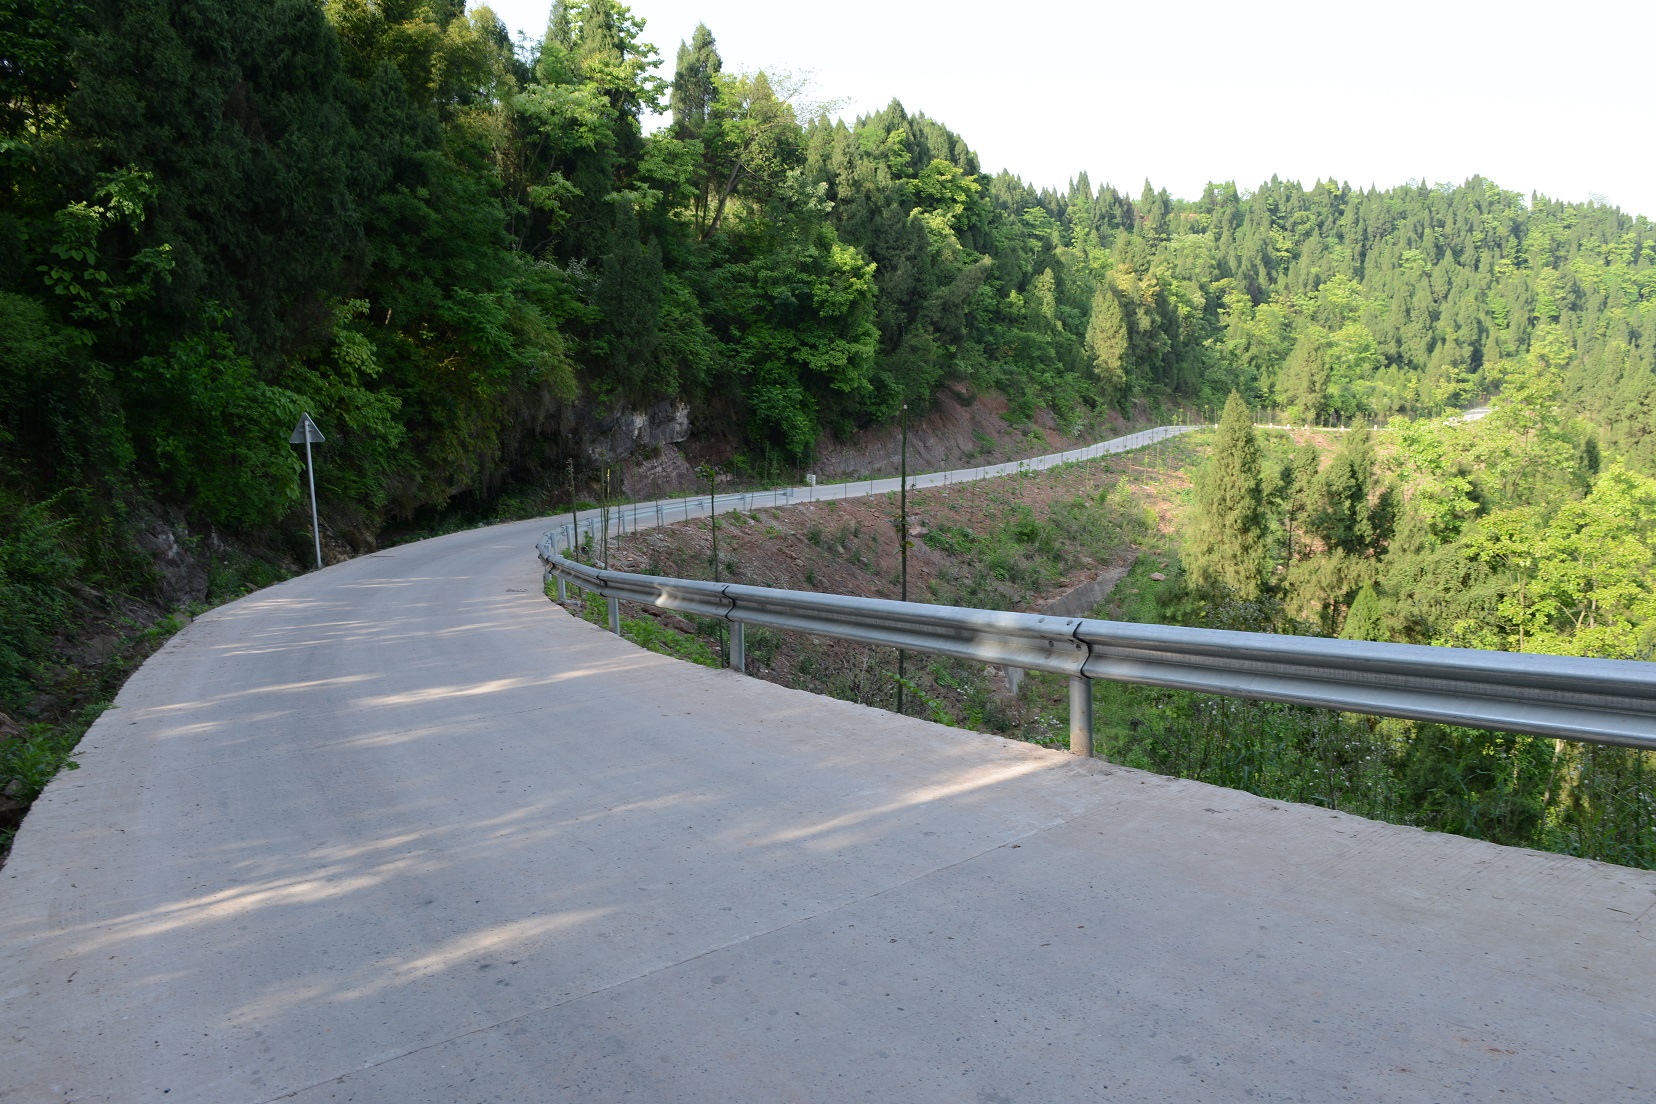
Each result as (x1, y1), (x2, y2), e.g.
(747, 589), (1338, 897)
(132, 516), (211, 608)
(806, 388), (1114, 481)
(622, 445), (696, 500)
(583, 401), (691, 466)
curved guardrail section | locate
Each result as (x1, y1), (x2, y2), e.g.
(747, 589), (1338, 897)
(538, 537), (1656, 754)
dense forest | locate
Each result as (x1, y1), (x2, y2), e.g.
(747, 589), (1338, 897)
(1170, 392), (1656, 864)
(3, 0), (1656, 821)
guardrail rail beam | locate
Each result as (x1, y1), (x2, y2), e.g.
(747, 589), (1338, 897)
(539, 521), (1656, 753)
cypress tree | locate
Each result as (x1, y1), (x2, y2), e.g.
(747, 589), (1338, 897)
(1084, 285), (1129, 399)
(670, 23), (720, 139)
(1284, 443), (1321, 564)
(593, 204), (664, 398)
(1339, 583), (1386, 641)
(1187, 391), (1266, 599)
(1309, 428), (1390, 556)
(1279, 330), (1330, 423)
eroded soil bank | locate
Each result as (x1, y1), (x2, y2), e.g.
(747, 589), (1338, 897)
(562, 432), (1205, 746)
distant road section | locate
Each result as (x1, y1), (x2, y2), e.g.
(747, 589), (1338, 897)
(1254, 405), (1494, 432)
(2, 429), (1652, 1103)
(552, 422), (1194, 552)
(1448, 405), (1494, 424)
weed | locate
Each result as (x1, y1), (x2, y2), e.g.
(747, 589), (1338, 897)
(554, 582), (719, 669)
(891, 673), (956, 727)
(747, 627), (781, 667)
(0, 727), (82, 803)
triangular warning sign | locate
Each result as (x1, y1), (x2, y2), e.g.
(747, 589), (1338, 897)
(289, 413), (326, 444)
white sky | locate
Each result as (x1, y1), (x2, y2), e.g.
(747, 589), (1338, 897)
(477, 0), (1656, 220)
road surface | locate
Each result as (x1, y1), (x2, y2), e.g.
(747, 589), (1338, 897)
(2, 449), (1652, 1102)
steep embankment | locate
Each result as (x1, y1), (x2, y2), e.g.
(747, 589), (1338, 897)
(565, 430), (1206, 745)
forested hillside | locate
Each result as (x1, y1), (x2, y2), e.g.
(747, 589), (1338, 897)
(3, 2), (1655, 747)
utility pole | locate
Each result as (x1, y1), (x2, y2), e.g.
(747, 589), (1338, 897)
(705, 465), (719, 586)
(700, 463), (725, 665)
(289, 413), (326, 571)
(897, 403), (908, 716)
(567, 458), (579, 558)
(601, 467), (611, 566)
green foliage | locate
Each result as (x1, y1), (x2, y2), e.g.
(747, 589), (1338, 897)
(0, 498), (78, 705)
(1525, 466), (1656, 658)
(4, 0), (1656, 870)
(0, 722), (82, 804)
(920, 485), (1138, 612)
(620, 613), (719, 667)
(891, 672), (956, 727)
(1186, 393), (1265, 598)
(556, 580), (720, 668)
(128, 313), (305, 527)
(1278, 329), (1329, 422)
(1308, 429), (1391, 555)
(1399, 727), (1551, 847)
(1097, 556), (1654, 866)
(1103, 406), (1656, 866)
(8, 0), (1656, 557)
(36, 167), (174, 328)
(1338, 584), (1385, 641)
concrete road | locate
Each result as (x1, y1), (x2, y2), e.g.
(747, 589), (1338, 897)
(3, 516), (1653, 1103)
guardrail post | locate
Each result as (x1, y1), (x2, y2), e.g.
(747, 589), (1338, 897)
(1069, 676), (1093, 758)
(556, 575), (567, 602)
(607, 596), (620, 635)
(729, 621), (745, 673)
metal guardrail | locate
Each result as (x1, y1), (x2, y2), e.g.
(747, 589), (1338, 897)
(537, 536), (1656, 755)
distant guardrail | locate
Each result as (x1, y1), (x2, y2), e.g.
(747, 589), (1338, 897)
(547, 424), (1195, 553)
(537, 538), (1656, 755)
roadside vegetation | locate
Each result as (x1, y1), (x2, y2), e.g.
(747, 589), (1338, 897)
(575, 432), (1182, 719)
(576, 416), (1654, 869)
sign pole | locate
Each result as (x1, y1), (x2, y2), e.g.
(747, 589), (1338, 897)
(305, 434), (321, 570)
(290, 412), (327, 571)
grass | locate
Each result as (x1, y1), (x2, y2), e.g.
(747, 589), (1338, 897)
(549, 577), (722, 668)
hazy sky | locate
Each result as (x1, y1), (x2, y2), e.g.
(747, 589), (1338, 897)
(476, 0), (1654, 218)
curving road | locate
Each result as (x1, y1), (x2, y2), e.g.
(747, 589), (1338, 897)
(548, 423), (1193, 555)
(2, 446), (1654, 1101)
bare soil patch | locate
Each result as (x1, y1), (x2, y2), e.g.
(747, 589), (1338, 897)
(572, 430), (1207, 746)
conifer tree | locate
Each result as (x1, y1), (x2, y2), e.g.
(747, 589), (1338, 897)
(1339, 583), (1386, 641)
(1084, 285), (1129, 399)
(1279, 330), (1330, 423)
(1187, 392), (1266, 599)
(1283, 444), (1321, 564)
(1309, 428), (1391, 557)
(671, 23), (720, 139)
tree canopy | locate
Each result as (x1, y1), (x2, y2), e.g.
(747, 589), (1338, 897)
(3, 0), (1655, 674)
